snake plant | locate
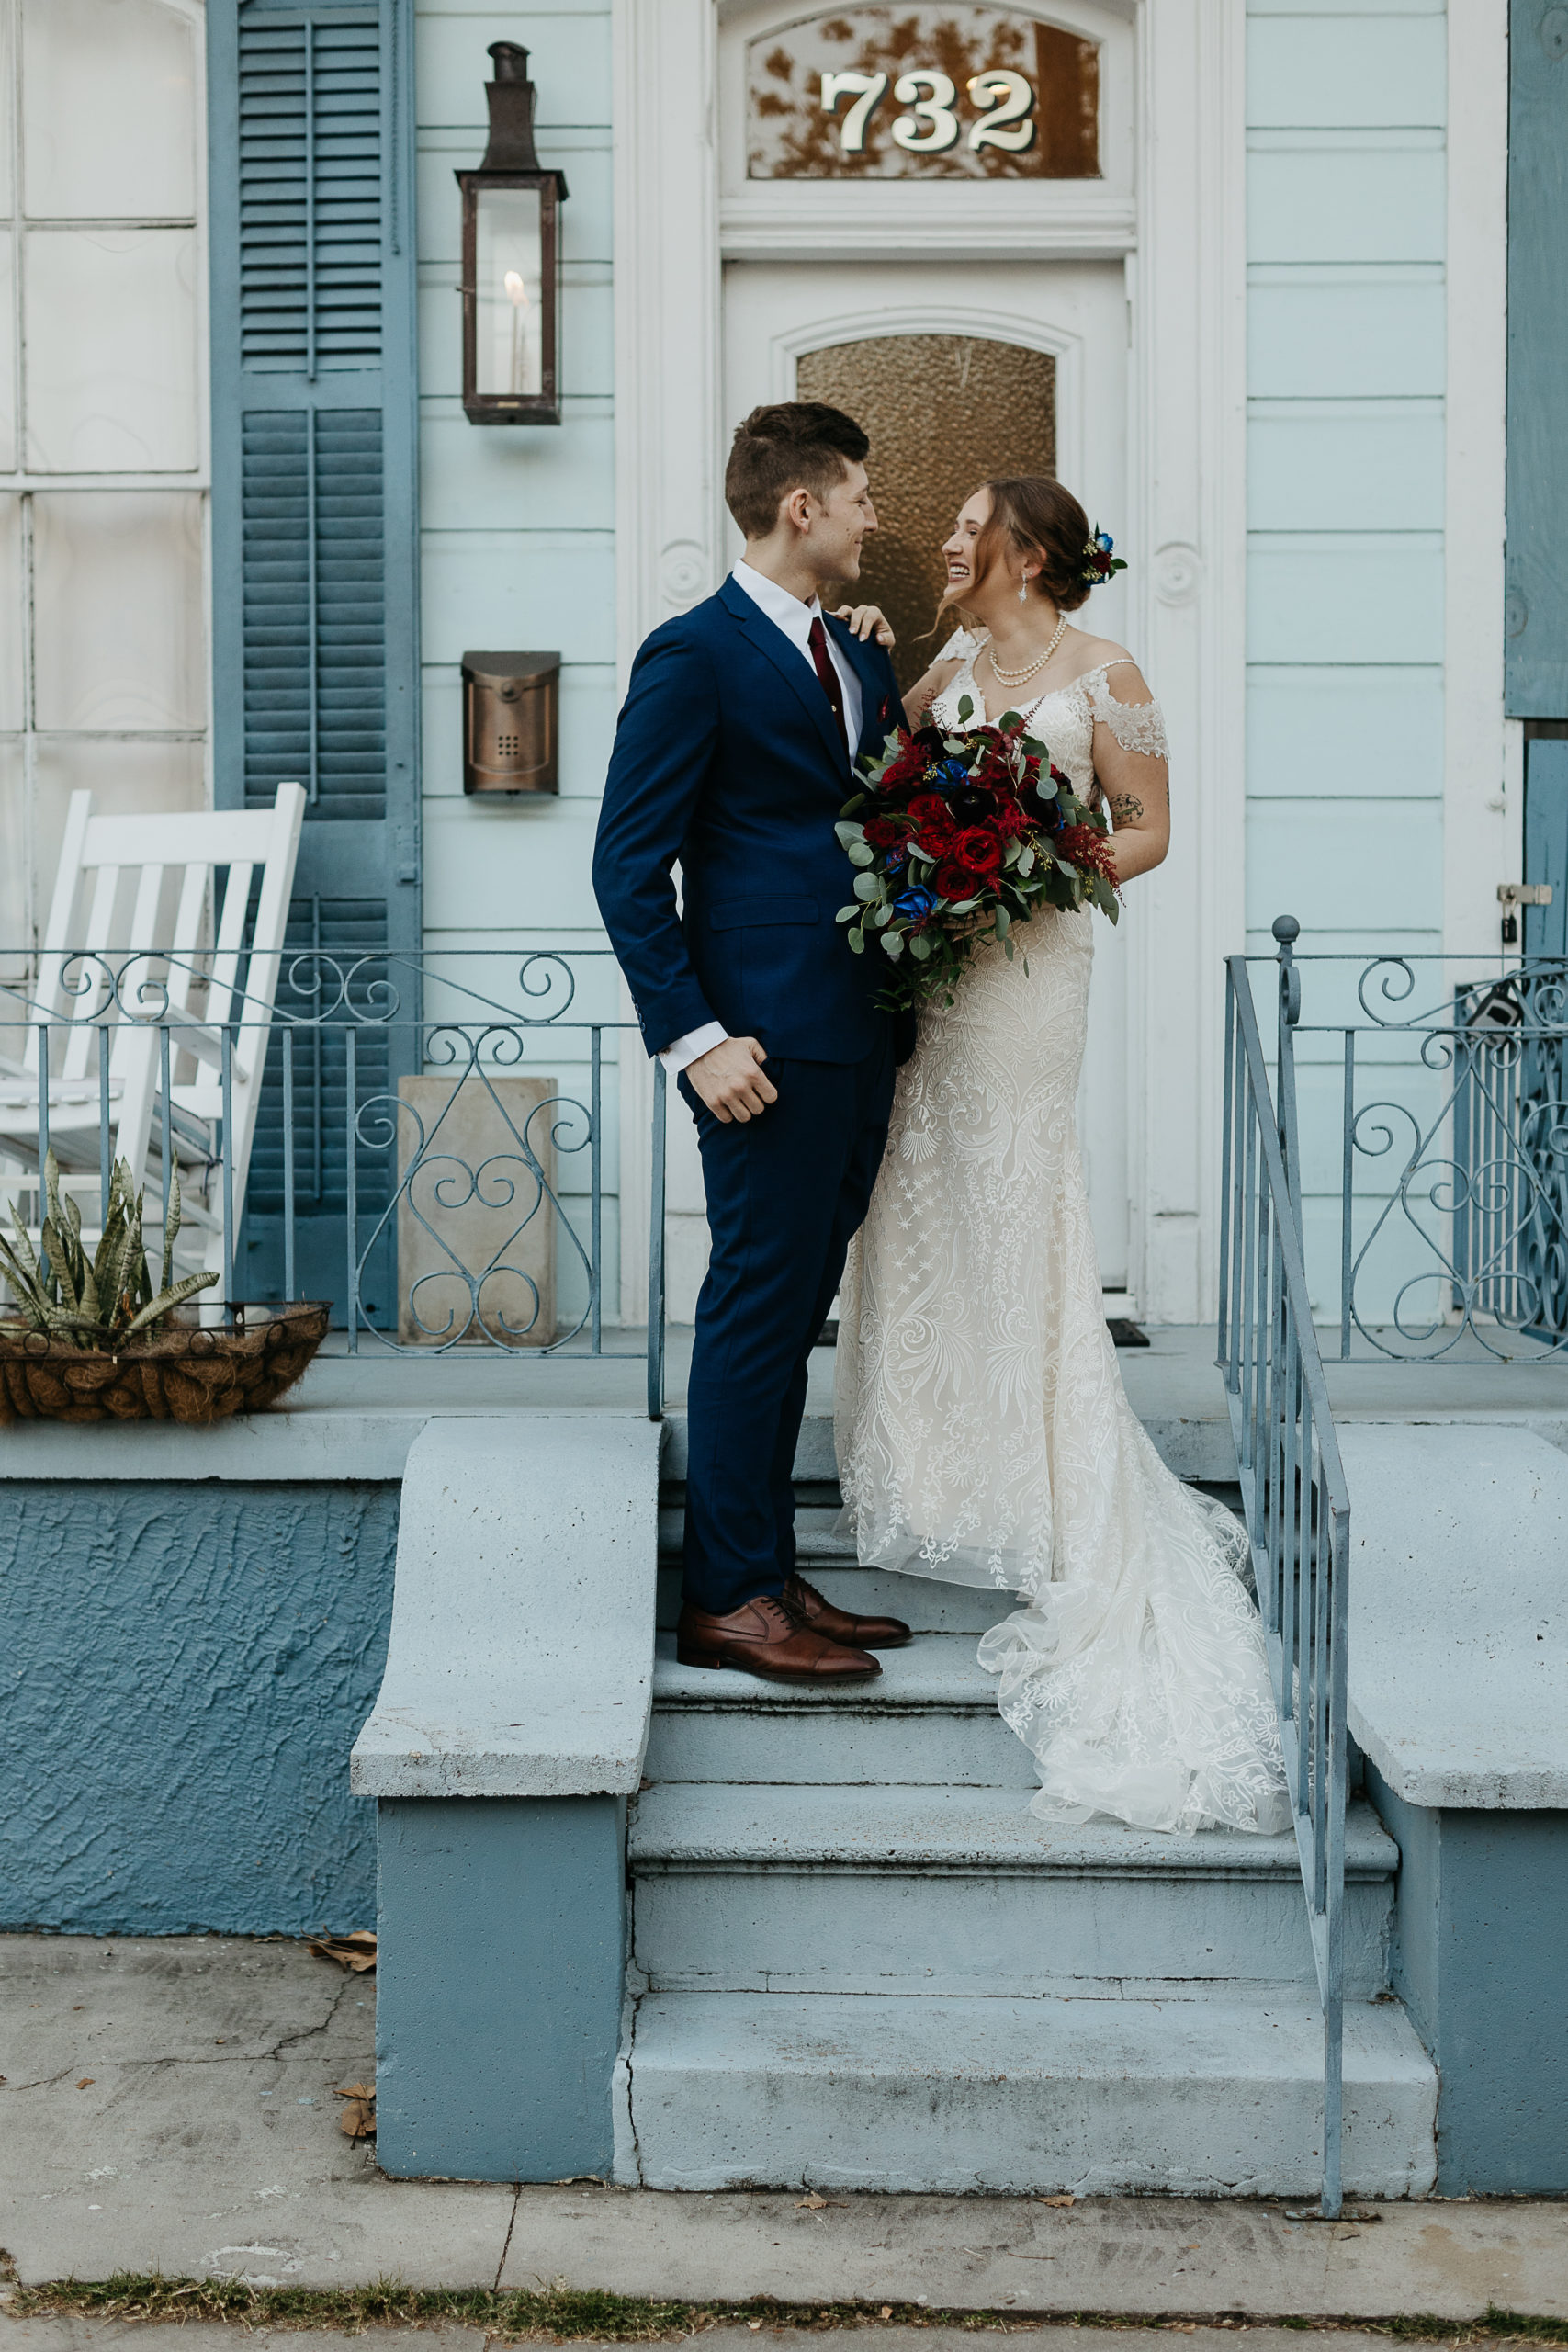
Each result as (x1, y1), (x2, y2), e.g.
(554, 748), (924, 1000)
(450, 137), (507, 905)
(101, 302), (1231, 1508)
(0, 1151), (218, 1347)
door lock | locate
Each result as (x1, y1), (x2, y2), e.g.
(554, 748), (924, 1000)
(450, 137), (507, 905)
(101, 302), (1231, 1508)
(1498, 881), (1553, 944)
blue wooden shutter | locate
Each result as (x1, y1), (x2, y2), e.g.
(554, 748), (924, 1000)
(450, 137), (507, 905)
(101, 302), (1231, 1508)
(1506, 0), (1568, 715)
(208, 0), (420, 1317)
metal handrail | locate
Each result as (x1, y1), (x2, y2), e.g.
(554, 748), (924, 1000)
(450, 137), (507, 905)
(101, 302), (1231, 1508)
(1218, 918), (1351, 2218)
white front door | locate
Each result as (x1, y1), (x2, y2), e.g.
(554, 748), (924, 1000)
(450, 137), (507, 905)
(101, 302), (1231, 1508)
(720, 256), (1134, 1286)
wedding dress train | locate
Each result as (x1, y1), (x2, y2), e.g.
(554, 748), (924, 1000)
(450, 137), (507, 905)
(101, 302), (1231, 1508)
(835, 637), (1292, 1837)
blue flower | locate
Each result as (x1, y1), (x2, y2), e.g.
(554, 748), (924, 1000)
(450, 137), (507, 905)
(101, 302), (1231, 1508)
(893, 885), (935, 921)
(936, 757), (971, 793)
(1096, 531), (1113, 554)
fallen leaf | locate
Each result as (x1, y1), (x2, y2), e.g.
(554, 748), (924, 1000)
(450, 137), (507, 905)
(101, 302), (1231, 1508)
(337, 2098), (376, 2140)
(75, 2078), (94, 2090)
(334, 2083), (375, 2101)
(747, 2324), (763, 2334)
(1037, 2193), (1075, 2207)
(797, 2193), (828, 2210)
(305, 1931), (377, 1973)
(880, 2310), (893, 2322)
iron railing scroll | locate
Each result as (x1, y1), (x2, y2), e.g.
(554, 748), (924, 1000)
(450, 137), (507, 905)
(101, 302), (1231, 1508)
(1218, 916), (1351, 2221)
(0, 947), (671, 1419)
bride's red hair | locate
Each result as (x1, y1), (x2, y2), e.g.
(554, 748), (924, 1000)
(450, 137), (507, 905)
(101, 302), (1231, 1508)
(972, 477), (1096, 614)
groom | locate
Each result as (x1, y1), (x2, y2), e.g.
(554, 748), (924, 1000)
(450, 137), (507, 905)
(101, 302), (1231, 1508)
(592, 401), (912, 1683)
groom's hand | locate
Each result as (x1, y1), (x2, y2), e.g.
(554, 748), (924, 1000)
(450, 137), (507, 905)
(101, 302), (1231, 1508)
(688, 1036), (778, 1124)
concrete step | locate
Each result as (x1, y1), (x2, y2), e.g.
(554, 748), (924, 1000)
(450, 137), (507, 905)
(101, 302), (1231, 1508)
(655, 1510), (1010, 1634)
(644, 1631), (1032, 1784)
(621, 1987), (1438, 2196)
(628, 1783), (1396, 1998)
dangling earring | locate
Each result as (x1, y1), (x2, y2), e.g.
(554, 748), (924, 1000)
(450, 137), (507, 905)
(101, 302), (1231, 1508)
(1018, 575), (1029, 605)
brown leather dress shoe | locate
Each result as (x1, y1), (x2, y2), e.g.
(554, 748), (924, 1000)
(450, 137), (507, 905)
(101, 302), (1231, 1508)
(676, 1593), (880, 1682)
(784, 1570), (912, 1650)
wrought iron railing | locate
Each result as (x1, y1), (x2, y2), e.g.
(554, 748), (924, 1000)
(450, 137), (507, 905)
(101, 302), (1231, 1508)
(0, 947), (670, 1418)
(1219, 922), (1351, 2219)
(1271, 930), (1568, 1358)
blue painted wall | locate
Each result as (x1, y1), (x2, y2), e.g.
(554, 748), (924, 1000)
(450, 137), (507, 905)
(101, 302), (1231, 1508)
(1246, 0), (1449, 1324)
(1370, 1765), (1568, 2195)
(376, 1794), (626, 2181)
(0, 1483), (398, 1934)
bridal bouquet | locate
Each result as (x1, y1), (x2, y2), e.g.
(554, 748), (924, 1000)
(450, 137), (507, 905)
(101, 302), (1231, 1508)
(836, 695), (1119, 1011)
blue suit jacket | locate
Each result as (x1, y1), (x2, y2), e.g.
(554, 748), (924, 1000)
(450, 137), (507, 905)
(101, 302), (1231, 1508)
(592, 577), (903, 1063)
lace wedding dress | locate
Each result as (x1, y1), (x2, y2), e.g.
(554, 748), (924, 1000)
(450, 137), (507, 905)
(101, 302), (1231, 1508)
(836, 633), (1291, 1837)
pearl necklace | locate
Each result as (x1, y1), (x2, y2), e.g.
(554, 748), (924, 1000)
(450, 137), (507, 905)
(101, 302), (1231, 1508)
(987, 612), (1068, 688)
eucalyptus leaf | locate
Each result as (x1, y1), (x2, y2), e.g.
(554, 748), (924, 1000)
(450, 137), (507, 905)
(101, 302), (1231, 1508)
(848, 842), (876, 867)
(909, 933), (931, 962)
(852, 872), (882, 902)
(882, 931), (905, 958)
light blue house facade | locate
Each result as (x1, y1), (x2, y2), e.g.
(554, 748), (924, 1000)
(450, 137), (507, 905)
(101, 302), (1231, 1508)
(3, 0), (1566, 2212)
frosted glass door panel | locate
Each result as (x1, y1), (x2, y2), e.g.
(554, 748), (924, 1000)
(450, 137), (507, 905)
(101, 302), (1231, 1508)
(22, 0), (197, 220)
(32, 492), (205, 729)
(24, 229), (198, 472)
(0, 495), (26, 730)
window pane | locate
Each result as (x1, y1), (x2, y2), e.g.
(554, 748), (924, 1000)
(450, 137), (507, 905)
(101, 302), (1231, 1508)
(30, 733), (206, 942)
(24, 228), (197, 471)
(475, 187), (545, 398)
(0, 739), (23, 965)
(0, 496), (24, 729)
(32, 491), (204, 729)
(0, 235), (16, 472)
(22, 0), (197, 220)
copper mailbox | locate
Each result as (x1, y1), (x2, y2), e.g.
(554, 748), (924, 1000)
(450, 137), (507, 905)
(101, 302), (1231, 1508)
(462, 650), (559, 795)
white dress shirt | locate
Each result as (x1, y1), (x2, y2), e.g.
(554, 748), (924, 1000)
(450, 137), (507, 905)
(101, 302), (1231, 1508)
(660, 561), (864, 1079)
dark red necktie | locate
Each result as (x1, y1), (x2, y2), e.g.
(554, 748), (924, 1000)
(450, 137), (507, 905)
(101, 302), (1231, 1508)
(807, 616), (850, 755)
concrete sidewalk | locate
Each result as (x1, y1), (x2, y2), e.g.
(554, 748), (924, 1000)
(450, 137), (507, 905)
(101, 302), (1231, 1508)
(2, 1939), (1565, 2320)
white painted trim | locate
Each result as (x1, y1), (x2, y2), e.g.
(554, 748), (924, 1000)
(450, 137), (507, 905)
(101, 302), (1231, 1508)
(718, 193), (1137, 260)
(1122, 0), (1247, 1322)
(1444, 0), (1511, 957)
(612, 0), (1248, 1328)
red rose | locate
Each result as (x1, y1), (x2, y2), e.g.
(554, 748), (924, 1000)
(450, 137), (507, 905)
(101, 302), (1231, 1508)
(934, 861), (981, 902)
(907, 793), (949, 828)
(954, 826), (1004, 876)
(863, 815), (903, 849)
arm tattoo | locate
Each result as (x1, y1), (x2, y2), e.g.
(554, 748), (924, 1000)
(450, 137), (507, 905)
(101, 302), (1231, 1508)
(1108, 792), (1145, 823)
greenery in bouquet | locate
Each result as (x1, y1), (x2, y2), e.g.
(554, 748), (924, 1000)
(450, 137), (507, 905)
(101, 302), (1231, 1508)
(836, 695), (1120, 1011)
(0, 1149), (218, 1348)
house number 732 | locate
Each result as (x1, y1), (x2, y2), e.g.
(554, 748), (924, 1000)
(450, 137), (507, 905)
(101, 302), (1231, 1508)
(820, 67), (1035, 154)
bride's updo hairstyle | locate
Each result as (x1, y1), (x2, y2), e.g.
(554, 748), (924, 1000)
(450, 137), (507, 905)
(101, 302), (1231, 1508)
(974, 477), (1096, 614)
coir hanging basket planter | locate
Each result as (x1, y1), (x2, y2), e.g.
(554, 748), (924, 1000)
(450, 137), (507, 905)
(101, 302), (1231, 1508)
(0, 1301), (330, 1427)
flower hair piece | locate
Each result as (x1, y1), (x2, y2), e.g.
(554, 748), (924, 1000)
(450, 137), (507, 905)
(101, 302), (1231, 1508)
(1081, 527), (1127, 589)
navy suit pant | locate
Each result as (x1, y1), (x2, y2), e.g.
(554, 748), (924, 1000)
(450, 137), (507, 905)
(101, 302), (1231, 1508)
(679, 1034), (896, 1616)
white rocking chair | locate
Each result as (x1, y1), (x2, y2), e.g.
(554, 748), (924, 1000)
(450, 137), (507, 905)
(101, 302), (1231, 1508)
(0, 784), (306, 1299)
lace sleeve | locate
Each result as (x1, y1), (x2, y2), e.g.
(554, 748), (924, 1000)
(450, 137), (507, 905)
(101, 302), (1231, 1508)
(935, 627), (979, 662)
(1087, 665), (1169, 760)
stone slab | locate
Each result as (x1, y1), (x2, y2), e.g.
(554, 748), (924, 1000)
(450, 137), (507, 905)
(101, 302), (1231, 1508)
(622, 1991), (1437, 2199)
(397, 1072), (557, 1348)
(0, 1936), (513, 2285)
(1338, 1424), (1568, 1807)
(629, 1791), (1395, 2000)
(3, 1935), (1563, 2314)
(351, 1414), (660, 1798)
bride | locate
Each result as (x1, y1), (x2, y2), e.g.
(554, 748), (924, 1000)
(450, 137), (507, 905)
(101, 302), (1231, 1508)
(835, 476), (1291, 1838)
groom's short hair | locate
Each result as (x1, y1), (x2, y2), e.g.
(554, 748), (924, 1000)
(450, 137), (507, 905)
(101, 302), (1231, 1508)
(726, 401), (870, 539)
